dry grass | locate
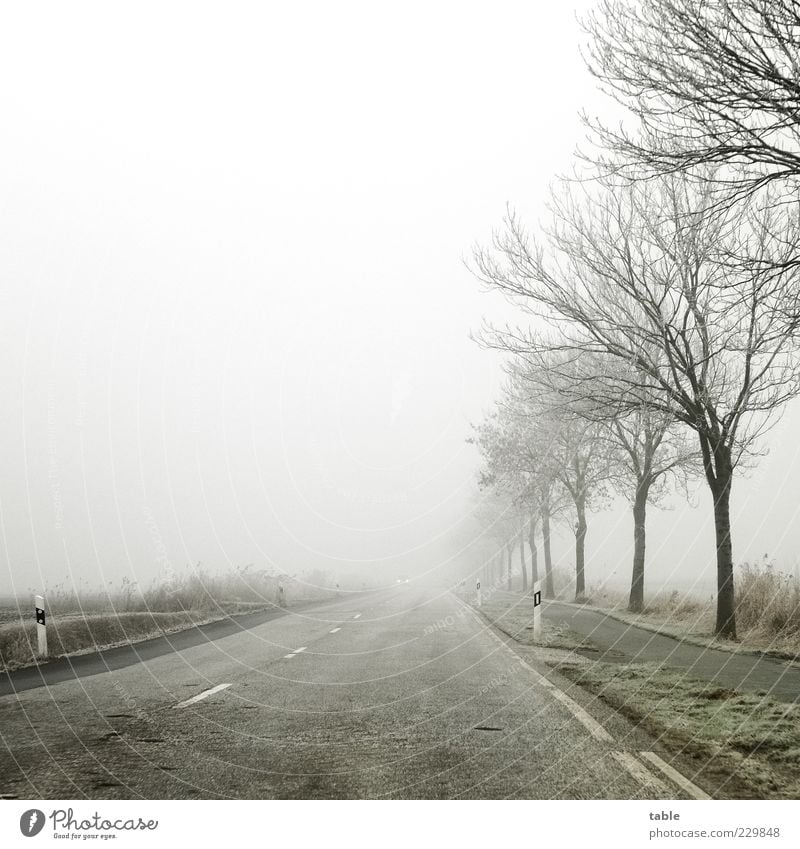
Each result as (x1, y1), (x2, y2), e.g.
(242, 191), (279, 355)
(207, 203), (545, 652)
(509, 565), (575, 600)
(0, 611), (213, 669)
(471, 589), (590, 650)
(0, 565), (336, 670)
(736, 561), (800, 640)
(584, 561), (800, 656)
(554, 660), (800, 799)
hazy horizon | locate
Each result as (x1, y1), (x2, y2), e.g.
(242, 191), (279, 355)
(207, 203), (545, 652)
(3, 0), (800, 603)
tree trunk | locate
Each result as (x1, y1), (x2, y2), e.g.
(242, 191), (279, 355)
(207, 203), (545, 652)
(710, 463), (737, 639)
(506, 543), (513, 591)
(628, 480), (649, 613)
(541, 507), (554, 598)
(528, 517), (538, 588)
(575, 499), (587, 601)
(519, 527), (528, 593)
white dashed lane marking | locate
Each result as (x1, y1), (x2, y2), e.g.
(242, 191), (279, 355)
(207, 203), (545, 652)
(353, 614), (361, 619)
(173, 683), (232, 709)
(330, 628), (341, 633)
(284, 646), (308, 659)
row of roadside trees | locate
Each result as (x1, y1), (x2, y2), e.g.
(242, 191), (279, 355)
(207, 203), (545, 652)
(469, 0), (800, 639)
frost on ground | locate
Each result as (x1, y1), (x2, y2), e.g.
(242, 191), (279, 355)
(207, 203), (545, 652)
(555, 660), (800, 799)
(469, 589), (592, 651)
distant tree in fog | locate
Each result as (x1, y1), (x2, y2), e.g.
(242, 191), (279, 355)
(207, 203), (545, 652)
(473, 372), (614, 601)
(512, 355), (698, 612)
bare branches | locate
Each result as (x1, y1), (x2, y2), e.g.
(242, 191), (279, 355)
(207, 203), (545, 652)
(473, 174), (800, 483)
(582, 0), (800, 196)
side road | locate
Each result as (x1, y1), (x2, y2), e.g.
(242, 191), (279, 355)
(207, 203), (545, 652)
(542, 600), (800, 704)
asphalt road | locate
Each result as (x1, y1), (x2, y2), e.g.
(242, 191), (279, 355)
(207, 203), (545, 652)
(0, 585), (708, 799)
(543, 601), (800, 703)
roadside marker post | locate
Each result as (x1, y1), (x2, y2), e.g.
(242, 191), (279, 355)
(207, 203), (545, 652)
(532, 581), (542, 641)
(34, 594), (48, 659)
(476, 579), (482, 608)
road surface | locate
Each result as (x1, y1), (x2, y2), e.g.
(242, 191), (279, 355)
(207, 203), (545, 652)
(0, 585), (708, 799)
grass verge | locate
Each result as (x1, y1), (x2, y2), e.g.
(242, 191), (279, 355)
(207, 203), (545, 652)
(554, 660), (800, 799)
(0, 564), (344, 671)
(0, 608), (261, 670)
(584, 561), (800, 661)
(469, 589), (591, 651)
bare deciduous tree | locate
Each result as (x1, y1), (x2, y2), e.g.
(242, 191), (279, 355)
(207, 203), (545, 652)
(471, 387), (570, 598)
(608, 405), (697, 611)
(473, 174), (800, 637)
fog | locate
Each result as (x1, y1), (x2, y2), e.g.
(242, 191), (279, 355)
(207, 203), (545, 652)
(2, 0), (800, 601)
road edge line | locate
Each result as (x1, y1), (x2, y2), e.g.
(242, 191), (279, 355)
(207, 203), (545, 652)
(639, 751), (712, 800)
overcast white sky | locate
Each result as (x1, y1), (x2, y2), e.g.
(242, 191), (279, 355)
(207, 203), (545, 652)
(2, 1), (800, 600)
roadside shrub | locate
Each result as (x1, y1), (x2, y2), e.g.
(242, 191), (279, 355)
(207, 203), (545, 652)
(0, 611), (209, 669)
(736, 560), (800, 639)
(550, 566), (575, 600)
(1, 564), (337, 670)
(643, 590), (710, 620)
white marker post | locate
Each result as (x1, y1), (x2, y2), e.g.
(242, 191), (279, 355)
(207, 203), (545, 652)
(532, 581), (542, 641)
(476, 579), (482, 608)
(34, 594), (48, 659)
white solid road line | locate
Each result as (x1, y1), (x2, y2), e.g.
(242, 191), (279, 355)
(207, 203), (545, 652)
(612, 752), (669, 796)
(455, 596), (612, 742)
(640, 751), (712, 800)
(330, 627), (341, 633)
(549, 687), (615, 743)
(173, 683), (232, 709)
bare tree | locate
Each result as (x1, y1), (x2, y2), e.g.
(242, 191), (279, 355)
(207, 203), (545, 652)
(607, 406), (697, 611)
(471, 413), (534, 592)
(583, 0), (800, 197)
(473, 174), (800, 637)
(498, 368), (615, 601)
(546, 410), (613, 601)
(470, 477), (522, 591)
(516, 354), (698, 612)
(471, 392), (567, 597)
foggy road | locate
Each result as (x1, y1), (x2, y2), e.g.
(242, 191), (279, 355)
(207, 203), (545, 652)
(0, 585), (709, 800)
